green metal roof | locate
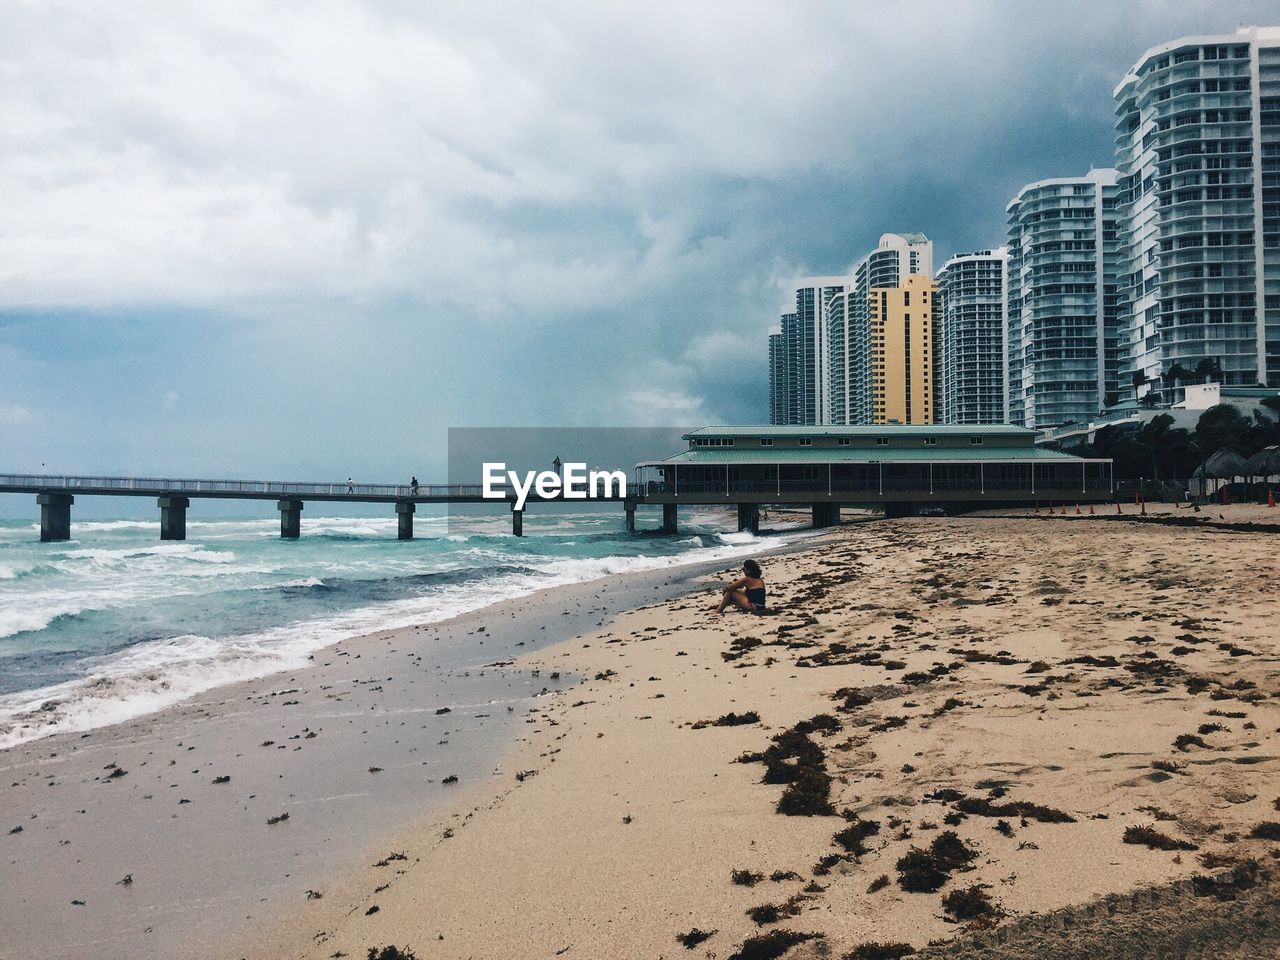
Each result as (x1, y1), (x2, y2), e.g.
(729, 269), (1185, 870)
(641, 447), (1091, 466)
(683, 424), (1036, 440)
(1222, 387), (1280, 399)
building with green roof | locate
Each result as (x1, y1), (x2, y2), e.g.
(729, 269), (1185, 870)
(633, 424), (1111, 530)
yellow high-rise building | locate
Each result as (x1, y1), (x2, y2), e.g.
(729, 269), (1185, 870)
(868, 272), (937, 424)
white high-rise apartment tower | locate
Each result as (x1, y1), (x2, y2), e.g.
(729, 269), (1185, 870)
(1113, 26), (1280, 398)
(936, 249), (1009, 424)
(1006, 169), (1121, 430)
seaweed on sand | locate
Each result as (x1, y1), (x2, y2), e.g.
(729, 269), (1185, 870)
(833, 817), (881, 856)
(941, 884), (1000, 922)
(694, 711), (761, 729)
(728, 930), (822, 960)
(366, 949), (415, 960)
(954, 796), (1075, 823)
(1249, 822), (1280, 841)
(895, 848), (948, 893)
(777, 768), (835, 816)
(740, 720), (837, 816)
(895, 832), (978, 892)
(842, 945), (915, 960)
(929, 831), (979, 870)
(1123, 824), (1198, 851)
(732, 869), (765, 886)
(677, 928), (716, 949)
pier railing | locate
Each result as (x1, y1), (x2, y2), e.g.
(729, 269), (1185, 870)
(0, 474), (644, 501)
(0, 474), (492, 499)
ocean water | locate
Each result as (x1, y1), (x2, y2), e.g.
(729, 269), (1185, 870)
(0, 508), (798, 749)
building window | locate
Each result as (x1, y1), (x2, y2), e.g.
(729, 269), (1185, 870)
(837, 438), (850, 446)
(875, 437), (889, 445)
(760, 438), (773, 447)
(799, 438), (812, 446)
(970, 437), (983, 445)
(924, 437), (937, 445)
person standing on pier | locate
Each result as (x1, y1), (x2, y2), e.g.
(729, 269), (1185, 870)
(346, 477), (354, 494)
(410, 476), (419, 495)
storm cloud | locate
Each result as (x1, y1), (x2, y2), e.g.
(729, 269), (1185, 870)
(1, 0), (1273, 481)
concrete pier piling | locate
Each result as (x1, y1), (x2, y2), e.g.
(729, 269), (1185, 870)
(37, 493), (73, 543)
(512, 507), (524, 537)
(158, 496), (190, 541)
(736, 503), (760, 534)
(624, 501), (636, 533)
(811, 503), (841, 528)
(661, 503), (677, 534)
(395, 500), (415, 540)
(277, 499), (303, 539)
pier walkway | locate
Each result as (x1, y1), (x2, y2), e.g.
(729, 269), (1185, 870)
(1, 455), (1113, 542)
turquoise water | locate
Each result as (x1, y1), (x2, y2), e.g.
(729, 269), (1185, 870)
(0, 508), (796, 748)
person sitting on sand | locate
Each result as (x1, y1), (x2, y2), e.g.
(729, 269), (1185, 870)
(716, 559), (766, 614)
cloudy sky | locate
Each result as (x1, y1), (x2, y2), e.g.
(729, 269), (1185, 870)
(1, 0), (1274, 482)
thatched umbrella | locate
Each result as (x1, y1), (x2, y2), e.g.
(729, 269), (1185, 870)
(1203, 448), (1248, 480)
(1244, 445), (1280, 479)
(1193, 448), (1247, 499)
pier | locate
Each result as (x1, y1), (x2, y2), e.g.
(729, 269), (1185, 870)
(1, 425), (1113, 543)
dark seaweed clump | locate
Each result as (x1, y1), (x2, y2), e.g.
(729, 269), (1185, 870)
(732, 868), (765, 886)
(677, 928), (716, 949)
(843, 943), (916, 959)
(777, 768), (836, 817)
(954, 796), (1075, 823)
(1249, 821), (1280, 841)
(1123, 824), (1198, 851)
(366, 948), (416, 960)
(896, 831), (978, 892)
(728, 930), (821, 960)
(941, 884), (999, 922)
(740, 717), (838, 816)
(833, 817), (881, 856)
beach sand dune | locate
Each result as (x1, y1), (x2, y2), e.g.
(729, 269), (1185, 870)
(242, 510), (1280, 959)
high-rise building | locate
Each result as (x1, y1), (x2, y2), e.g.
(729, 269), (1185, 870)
(768, 326), (787, 425)
(828, 233), (934, 424)
(795, 278), (848, 424)
(868, 273), (939, 424)
(1113, 26), (1280, 398)
(766, 282), (846, 425)
(1006, 169), (1120, 429)
(937, 249), (1009, 424)
(769, 312), (800, 424)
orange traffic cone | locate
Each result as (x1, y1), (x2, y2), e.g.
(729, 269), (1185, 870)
(1075, 504), (1081, 515)
(1140, 497), (1147, 516)
(1269, 489), (1275, 509)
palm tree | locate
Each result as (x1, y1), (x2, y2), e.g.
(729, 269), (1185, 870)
(1131, 370), (1148, 401)
(1194, 357), (1223, 384)
(1162, 362), (1192, 389)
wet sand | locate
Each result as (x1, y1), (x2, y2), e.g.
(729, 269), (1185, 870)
(0, 541), (827, 960)
(239, 506), (1280, 960)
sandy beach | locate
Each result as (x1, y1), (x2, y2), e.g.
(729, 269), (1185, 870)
(6, 508), (1280, 960)
(238, 507), (1280, 960)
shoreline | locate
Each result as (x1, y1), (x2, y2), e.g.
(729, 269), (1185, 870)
(241, 508), (1280, 960)
(0, 526), (831, 960)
